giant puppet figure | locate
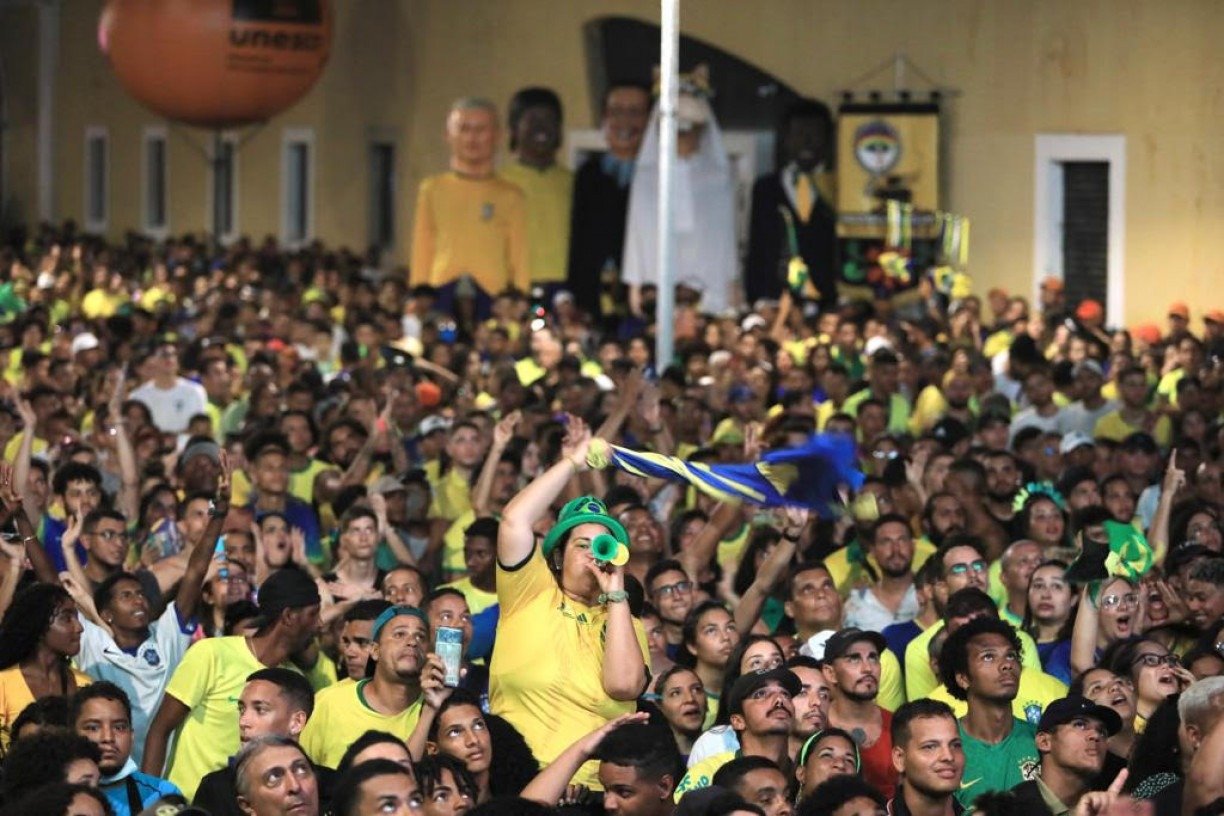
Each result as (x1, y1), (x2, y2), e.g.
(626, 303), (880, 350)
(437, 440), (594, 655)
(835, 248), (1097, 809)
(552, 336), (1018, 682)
(745, 100), (838, 307)
(622, 65), (737, 317)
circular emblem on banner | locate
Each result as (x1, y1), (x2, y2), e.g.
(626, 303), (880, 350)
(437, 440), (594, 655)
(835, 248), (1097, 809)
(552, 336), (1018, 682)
(853, 120), (901, 175)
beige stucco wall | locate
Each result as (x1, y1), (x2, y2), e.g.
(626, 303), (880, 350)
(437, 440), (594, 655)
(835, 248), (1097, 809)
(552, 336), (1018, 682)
(2, 0), (1221, 327)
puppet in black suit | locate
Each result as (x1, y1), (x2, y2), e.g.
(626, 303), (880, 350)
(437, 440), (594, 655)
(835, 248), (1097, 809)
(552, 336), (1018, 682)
(566, 81), (652, 321)
(745, 100), (837, 307)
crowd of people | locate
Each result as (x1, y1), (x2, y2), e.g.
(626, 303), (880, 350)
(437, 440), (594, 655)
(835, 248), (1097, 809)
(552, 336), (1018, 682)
(0, 80), (1219, 816)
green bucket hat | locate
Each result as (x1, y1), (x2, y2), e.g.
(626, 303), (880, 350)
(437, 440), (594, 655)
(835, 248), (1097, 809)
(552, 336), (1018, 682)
(540, 495), (629, 558)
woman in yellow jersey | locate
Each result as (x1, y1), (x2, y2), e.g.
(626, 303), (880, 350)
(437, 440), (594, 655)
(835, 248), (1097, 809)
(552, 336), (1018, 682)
(0, 583), (92, 749)
(488, 416), (648, 789)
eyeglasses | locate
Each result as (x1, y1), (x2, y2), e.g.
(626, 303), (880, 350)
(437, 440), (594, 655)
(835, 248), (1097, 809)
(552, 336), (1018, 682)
(1132, 653), (1179, 669)
(1100, 593), (1139, 610)
(947, 560), (988, 576)
(653, 580), (693, 599)
(872, 450), (899, 460)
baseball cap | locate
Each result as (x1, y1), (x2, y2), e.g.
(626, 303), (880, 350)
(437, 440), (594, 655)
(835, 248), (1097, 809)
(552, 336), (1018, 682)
(1168, 302), (1190, 320)
(1120, 431), (1158, 455)
(1132, 323), (1161, 346)
(741, 314), (768, 332)
(177, 437), (222, 473)
(1059, 431), (1095, 455)
(370, 475), (407, 496)
(726, 667), (801, 716)
(1037, 695), (1121, 736)
(1076, 300), (1104, 322)
(710, 418), (745, 447)
(1205, 309), (1224, 325)
(254, 567), (321, 624)
(823, 627), (888, 662)
(70, 332), (100, 356)
(931, 417), (969, 449)
(1072, 359), (1104, 380)
(417, 415), (452, 438)
(540, 495), (628, 559)
(370, 605), (430, 642)
(415, 380), (442, 409)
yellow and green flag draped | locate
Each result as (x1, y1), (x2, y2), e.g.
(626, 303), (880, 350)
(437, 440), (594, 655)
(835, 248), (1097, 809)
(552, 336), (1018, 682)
(585, 433), (863, 516)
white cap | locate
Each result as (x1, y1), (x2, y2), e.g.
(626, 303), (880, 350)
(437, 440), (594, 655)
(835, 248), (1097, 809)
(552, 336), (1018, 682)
(1060, 431), (1095, 455)
(798, 630), (837, 660)
(741, 314), (768, 332)
(70, 332), (100, 356)
(864, 336), (893, 356)
(417, 415), (452, 437)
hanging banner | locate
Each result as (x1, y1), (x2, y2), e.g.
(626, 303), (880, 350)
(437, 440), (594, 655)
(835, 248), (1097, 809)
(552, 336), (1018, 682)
(836, 102), (940, 239)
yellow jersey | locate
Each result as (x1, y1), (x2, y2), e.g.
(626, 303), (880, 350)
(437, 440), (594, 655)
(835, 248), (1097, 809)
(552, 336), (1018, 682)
(0, 665), (91, 751)
(499, 162), (573, 285)
(904, 621), (1043, 701)
(489, 549), (649, 788)
(300, 679), (424, 768)
(926, 668), (1068, 725)
(162, 637), (330, 799)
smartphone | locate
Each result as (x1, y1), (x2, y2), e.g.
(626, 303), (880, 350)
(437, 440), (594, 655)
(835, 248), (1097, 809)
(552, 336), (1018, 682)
(214, 535), (229, 581)
(435, 626), (463, 688)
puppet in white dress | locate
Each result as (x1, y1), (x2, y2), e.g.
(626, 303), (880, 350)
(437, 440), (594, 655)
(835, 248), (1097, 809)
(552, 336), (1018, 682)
(622, 65), (738, 316)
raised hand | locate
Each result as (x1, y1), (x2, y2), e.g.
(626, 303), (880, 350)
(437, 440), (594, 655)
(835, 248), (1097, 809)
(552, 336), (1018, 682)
(577, 711), (650, 757)
(1162, 451), (1186, 497)
(561, 415), (593, 472)
(493, 410), (521, 449)
(15, 399), (36, 432)
(290, 527), (308, 565)
(215, 449), (233, 509)
(419, 653), (455, 710)
(780, 505), (810, 539)
(0, 534), (26, 565)
(0, 461), (23, 512)
(639, 384), (662, 430)
(368, 492), (389, 531)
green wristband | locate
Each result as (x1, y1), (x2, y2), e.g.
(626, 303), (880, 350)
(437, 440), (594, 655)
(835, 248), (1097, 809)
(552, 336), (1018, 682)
(599, 590), (629, 605)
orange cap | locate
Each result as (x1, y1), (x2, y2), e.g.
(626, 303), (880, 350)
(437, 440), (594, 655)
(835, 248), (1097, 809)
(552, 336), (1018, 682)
(1041, 277), (1064, 292)
(1075, 299), (1103, 322)
(415, 380), (442, 409)
(1132, 323), (1161, 345)
(1168, 302), (1190, 319)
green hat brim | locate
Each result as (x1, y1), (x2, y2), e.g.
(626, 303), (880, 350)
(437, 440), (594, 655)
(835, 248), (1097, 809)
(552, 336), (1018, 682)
(540, 512), (629, 559)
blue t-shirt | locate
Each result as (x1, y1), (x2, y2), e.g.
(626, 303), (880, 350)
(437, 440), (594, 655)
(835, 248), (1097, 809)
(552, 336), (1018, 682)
(1037, 639), (1073, 685)
(102, 766), (182, 816)
(251, 496), (322, 562)
(41, 514), (88, 574)
(883, 619), (922, 665)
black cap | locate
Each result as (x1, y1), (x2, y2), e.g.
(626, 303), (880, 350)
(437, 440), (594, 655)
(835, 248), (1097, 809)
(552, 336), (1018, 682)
(823, 627), (888, 662)
(254, 567), (321, 625)
(1037, 695), (1122, 737)
(1120, 432), (1158, 455)
(930, 417), (969, 449)
(726, 667), (801, 716)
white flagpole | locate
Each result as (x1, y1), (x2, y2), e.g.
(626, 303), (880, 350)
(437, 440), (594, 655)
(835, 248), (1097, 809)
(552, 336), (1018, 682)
(655, 0), (679, 369)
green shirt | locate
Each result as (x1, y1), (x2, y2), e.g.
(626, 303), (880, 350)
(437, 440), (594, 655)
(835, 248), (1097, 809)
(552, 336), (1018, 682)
(955, 718), (1039, 807)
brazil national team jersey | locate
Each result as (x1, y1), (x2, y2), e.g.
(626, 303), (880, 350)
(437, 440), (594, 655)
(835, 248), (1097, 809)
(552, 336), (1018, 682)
(955, 718), (1039, 807)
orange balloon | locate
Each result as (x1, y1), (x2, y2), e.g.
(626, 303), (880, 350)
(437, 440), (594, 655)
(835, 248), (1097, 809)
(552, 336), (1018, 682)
(100, 0), (332, 129)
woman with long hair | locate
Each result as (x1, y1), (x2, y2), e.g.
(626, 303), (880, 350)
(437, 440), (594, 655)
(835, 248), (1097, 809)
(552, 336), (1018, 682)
(411, 687), (539, 805)
(676, 600), (740, 726)
(0, 583), (91, 750)
(1103, 636), (1195, 734)
(1069, 576), (1142, 676)
(1022, 560), (1076, 683)
(686, 634), (783, 764)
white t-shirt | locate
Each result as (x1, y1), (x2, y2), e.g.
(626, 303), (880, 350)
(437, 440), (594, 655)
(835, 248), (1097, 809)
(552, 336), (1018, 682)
(130, 378), (208, 434)
(76, 602), (197, 765)
(844, 583), (920, 633)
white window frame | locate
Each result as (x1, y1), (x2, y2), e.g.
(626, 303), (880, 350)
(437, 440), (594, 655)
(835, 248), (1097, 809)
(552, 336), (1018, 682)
(142, 125), (169, 239)
(1033, 134), (1126, 322)
(83, 125), (109, 234)
(281, 127), (315, 248)
(206, 131), (241, 245)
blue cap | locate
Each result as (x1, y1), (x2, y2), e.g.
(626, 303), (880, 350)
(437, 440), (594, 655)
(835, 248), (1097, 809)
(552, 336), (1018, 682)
(370, 605), (430, 642)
